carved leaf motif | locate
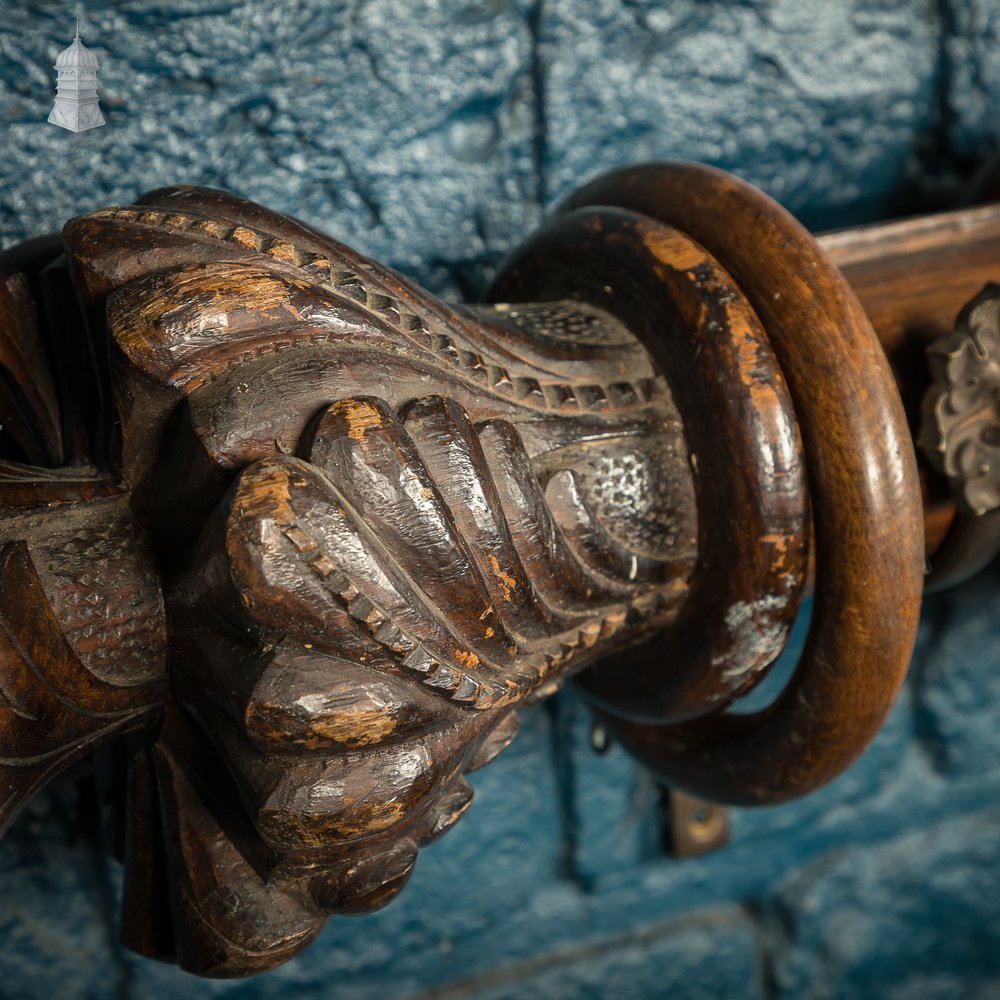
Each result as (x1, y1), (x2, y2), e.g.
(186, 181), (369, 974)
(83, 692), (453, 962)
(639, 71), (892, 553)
(151, 384), (687, 972)
(57, 186), (698, 976)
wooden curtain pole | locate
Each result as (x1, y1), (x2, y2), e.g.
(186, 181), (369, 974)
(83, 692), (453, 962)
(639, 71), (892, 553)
(821, 203), (1000, 584)
(0, 162), (995, 976)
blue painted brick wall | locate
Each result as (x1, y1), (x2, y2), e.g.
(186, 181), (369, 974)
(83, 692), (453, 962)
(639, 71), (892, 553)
(1, 2), (1000, 997)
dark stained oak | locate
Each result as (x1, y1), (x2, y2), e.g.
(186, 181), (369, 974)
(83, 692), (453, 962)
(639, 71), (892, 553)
(487, 209), (808, 724)
(0, 162), (991, 976)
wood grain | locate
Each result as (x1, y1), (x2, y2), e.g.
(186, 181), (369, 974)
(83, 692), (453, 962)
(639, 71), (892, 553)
(488, 209), (808, 724)
(560, 162), (925, 804)
(0, 166), (984, 975)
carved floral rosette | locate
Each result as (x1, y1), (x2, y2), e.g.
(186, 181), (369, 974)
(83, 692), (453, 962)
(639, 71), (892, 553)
(920, 283), (1000, 516)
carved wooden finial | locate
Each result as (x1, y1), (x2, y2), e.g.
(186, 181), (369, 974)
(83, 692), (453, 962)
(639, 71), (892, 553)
(0, 164), (929, 977)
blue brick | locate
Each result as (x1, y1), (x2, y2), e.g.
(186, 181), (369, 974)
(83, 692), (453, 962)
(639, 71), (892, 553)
(0, 781), (120, 1000)
(761, 808), (1000, 1000)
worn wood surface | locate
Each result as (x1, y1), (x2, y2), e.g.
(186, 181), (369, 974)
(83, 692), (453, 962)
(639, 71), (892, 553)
(487, 208), (808, 724)
(5, 183), (707, 975)
(0, 164), (992, 976)
(559, 162), (925, 805)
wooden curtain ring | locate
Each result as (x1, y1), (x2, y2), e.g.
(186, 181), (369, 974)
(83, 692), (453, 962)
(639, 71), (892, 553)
(556, 163), (926, 805)
(487, 207), (809, 724)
